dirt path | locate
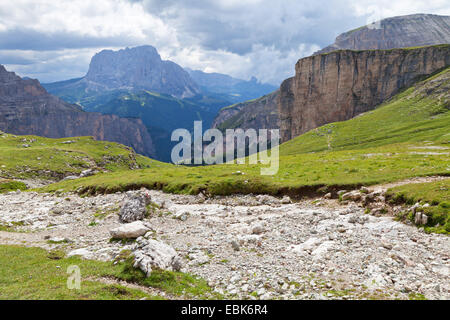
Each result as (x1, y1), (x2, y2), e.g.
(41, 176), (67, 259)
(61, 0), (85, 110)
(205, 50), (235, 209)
(368, 175), (449, 192)
(86, 276), (179, 300)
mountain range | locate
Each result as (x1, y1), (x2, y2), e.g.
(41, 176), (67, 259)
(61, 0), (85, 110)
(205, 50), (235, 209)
(1, 13), (449, 163)
(42, 45), (276, 160)
(185, 68), (277, 104)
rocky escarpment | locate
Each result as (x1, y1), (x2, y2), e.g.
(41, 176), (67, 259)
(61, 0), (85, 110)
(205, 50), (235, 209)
(279, 45), (450, 142)
(84, 46), (200, 99)
(316, 14), (450, 55)
(0, 65), (155, 157)
(211, 90), (280, 131)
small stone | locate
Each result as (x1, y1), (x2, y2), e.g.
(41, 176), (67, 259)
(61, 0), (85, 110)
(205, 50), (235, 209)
(414, 212), (428, 225)
(252, 223), (265, 235)
(257, 288), (266, 296)
(175, 212), (189, 221)
(342, 191), (361, 201)
(62, 175), (79, 181)
(281, 196), (292, 204)
(80, 169), (96, 177)
(381, 242), (393, 250)
(231, 240), (240, 251)
(360, 186), (369, 193)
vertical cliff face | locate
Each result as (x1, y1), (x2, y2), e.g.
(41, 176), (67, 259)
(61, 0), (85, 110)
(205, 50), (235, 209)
(279, 45), (450, 142)
(0, 65), (155, 157)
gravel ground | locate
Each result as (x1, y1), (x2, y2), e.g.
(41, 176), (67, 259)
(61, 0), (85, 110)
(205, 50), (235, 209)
(0, 189), (448, 300)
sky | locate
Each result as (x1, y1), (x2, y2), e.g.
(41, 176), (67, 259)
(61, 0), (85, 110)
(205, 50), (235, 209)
(0, 0), (449, 85)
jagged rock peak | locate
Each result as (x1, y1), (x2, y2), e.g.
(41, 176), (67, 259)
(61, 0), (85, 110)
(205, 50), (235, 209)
(0, 64), (20, 82)
(84, 45), (200, 99)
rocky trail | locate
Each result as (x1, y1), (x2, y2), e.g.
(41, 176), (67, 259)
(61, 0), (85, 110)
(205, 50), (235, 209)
(0, 185), (448, 300)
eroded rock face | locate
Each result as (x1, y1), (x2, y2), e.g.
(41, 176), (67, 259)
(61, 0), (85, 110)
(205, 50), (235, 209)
(279, 45), (450, 142)
(0, 65), (156, 157)
(316, 14), (450, 55)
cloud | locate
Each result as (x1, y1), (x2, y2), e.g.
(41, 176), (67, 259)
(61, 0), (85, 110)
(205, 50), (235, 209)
(134, 0), (450, 84)
(0, 28), (143, 51)
(139, 0), (354, 54)
(0, 51), (36, 65)
(2, 49), (99, 82)
(0, 0), (449, 84)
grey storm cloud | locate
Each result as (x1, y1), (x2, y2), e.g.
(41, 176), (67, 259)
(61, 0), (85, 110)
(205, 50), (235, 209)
(1, 0), (449, 84)
(0, 28), (143, 51)
(137, 0), (368, 55)
(0, 52), (36, 65)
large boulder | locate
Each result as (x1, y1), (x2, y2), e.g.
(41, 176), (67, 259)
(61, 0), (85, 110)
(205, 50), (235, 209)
(133, 237), (183, 276)
(119, 191), (152, 223)
(110, 221), (150, 239)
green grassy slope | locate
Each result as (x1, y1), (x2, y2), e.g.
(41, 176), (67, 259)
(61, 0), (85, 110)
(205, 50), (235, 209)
(0, 132), (166, 181)
(39, 68), (450, 196)
(0, 245), (216, 299)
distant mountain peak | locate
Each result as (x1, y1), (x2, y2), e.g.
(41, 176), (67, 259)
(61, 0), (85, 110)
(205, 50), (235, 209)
(95, 45), (161, 60)
(84, 45), (200, 99)
(316, 13), (450, 54)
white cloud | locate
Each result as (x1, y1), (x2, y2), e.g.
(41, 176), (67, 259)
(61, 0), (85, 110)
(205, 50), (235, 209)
(0, 0), (449, 84)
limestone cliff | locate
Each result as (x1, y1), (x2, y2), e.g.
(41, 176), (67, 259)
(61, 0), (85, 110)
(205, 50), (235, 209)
(0, 65), (155, 157)
(279, 45), (450, 141)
